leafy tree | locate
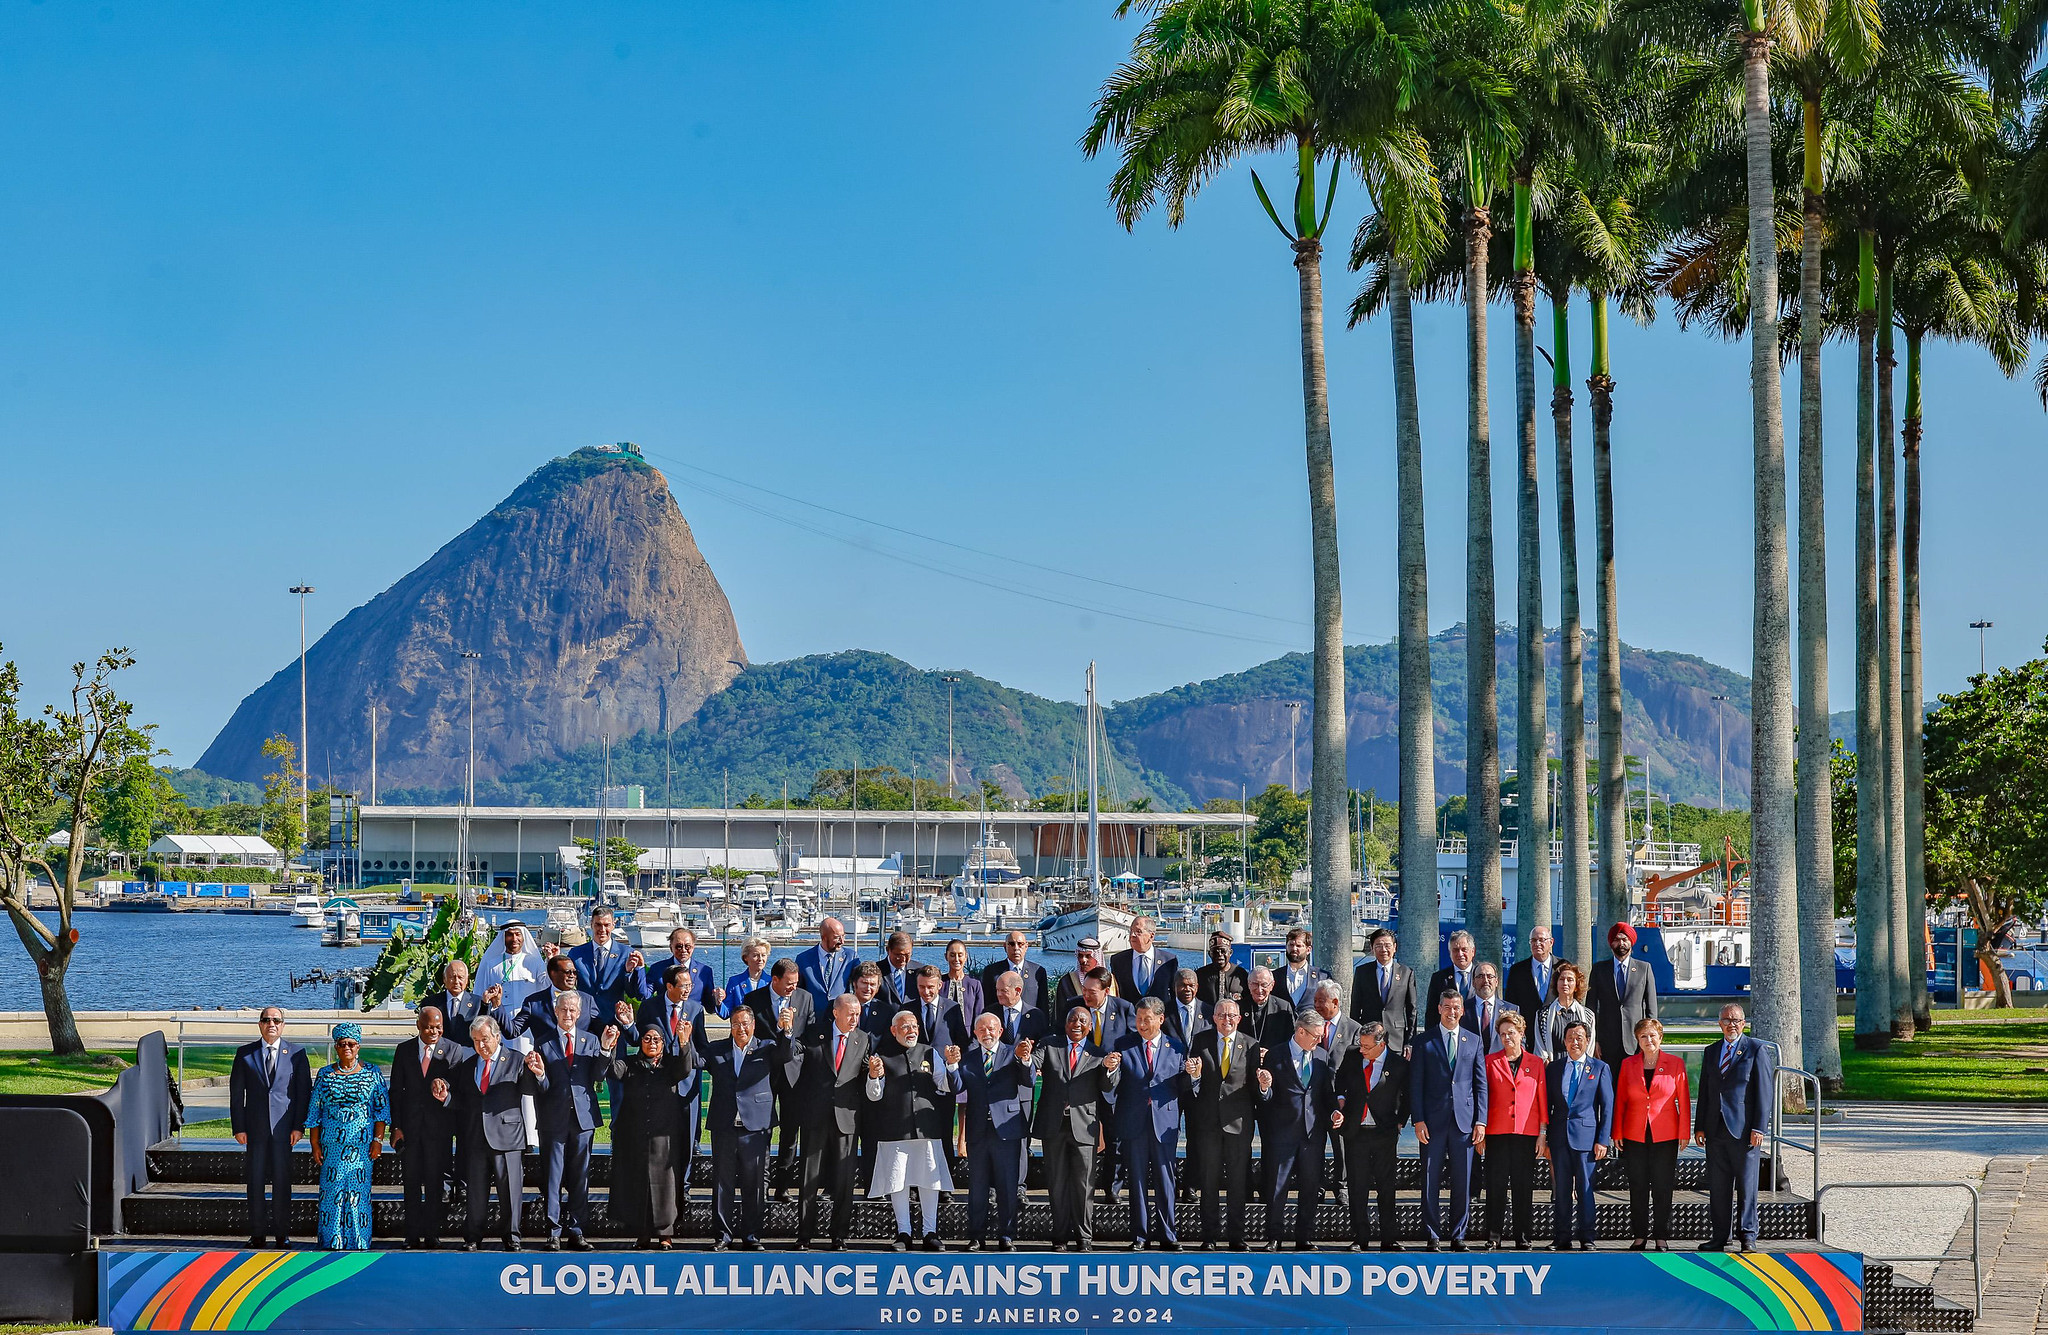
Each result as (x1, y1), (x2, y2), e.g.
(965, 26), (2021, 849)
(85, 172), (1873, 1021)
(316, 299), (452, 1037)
(1921, 648), (2048, 1006)
(94, 755), (181, 858)
(362, 894), (489, 1010)
(0, 647), (152, 1054)
(572, 834), (647, 881)
(260, 734), (306, 859)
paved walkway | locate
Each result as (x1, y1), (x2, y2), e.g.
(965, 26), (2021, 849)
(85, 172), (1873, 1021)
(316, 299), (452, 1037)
(1926, 1156), (2048, 1335)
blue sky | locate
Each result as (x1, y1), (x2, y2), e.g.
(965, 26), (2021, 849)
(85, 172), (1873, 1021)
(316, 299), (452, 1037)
(1, 4), (2038, 767)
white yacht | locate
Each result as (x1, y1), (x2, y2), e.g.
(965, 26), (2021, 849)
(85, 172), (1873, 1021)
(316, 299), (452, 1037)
(290, 893), (324, 928)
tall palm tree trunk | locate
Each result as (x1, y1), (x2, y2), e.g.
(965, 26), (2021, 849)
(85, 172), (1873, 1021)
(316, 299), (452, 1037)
(1852, 231), (1892, 1048)
(1553, 288), (1593, 970)
(1393, 261), (1440, 971)
(1795, 124), (1844, 1090)
(1876, 264), (1910, 1035)
(1902, 326), (1930, 1029)
(1513, 178), (1550, 961)
(1742, 28), (1804, 1078)
(1466, 202), (1505, 969)
(1591, 293), (1627, 931)
(1295, 232), (1357, 986)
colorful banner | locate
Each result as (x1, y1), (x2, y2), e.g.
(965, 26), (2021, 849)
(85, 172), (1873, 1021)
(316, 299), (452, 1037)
(100, 1248), (1863, 1333)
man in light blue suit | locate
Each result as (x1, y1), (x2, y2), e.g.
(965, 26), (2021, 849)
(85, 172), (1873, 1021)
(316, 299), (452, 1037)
(795, 917), (861, 1011)
(1409, 989), (1489, 1250)
(1544, 1018), (1614, 1250)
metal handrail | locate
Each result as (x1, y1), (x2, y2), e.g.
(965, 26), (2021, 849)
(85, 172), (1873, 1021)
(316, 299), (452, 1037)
(1817, 1180), (1981, 1318)
(173, 1015), (420, 1093)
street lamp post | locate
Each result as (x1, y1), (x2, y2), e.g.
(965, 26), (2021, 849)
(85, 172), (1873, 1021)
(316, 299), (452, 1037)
(1711, 694), (1730, 811)
(288, 586), (315, 875)
(1970, 620), (1994, 677)
(942, 675), (962, 798)
(459, 650), (481, 892)
(1284, 701), (1302, 793)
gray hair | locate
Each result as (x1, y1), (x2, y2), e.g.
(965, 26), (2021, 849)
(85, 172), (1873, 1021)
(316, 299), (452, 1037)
(1315, 979), (1344, 1002)
(743, 936), (770, 956)
(1250, 966), (1275, 986)
(1175, 967), (1199, 985)
(469, 1015), (501, 1041)
(1448, 930), (1474, 950)
(1137, 997), (1165, 1017)
(554, 992), (583, 1017)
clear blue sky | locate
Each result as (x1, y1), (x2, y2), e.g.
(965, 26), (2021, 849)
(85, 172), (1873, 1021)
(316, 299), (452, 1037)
(1, 4), (2038, 768)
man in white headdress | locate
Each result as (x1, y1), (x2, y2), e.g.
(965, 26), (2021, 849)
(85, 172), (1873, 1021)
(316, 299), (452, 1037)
(477, 921), (548, 1150)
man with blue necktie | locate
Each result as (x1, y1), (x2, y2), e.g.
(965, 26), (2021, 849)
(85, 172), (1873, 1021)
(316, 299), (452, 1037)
(1254, 1012), (1339, 1251)
(989, 971), (1050, 1048)
(1543, 1019), (1614, 1251)
(878, 931), (919, 1010)
(568, 908), (643, 1114)
(1277, 928), (1331, 1010)
(1110, 999), (1189, 1250)
(1350, 928), (1418, 1056)
(1111, 917), (1181, 1003)
(1506, 925), (1566, 1020)
(1463, 964), (1519, 1056)
(1694, 1004), (1769, 1253)
(1425, 930), (1481, 1019)
(1409, 990), (1489, 1250)
(1589, 922), (1658, 1063)
(1164, 970), (1210, 1046)
(229, 1007), (311, 1248)
(796, 917), (860, 1011)
(640, 927), (725, 1013)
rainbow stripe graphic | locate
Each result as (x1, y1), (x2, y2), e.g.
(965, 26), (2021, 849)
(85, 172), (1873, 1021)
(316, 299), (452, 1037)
(105, 1250), (384, 1332)
(1645, 1251), (1863, 1330)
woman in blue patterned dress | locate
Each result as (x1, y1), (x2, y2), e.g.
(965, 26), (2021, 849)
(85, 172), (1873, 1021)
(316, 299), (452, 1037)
(305, 1022), (389, 1250)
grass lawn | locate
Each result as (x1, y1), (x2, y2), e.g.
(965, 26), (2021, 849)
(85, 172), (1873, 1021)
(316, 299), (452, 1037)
(1834, 1017), (2048, 1101)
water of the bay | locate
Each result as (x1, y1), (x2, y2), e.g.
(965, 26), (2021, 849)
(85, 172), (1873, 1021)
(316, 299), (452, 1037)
(2, 910), (1061, 1012)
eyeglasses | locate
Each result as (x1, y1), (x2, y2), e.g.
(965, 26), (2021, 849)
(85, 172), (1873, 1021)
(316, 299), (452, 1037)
(258, 1016), (284, 1025)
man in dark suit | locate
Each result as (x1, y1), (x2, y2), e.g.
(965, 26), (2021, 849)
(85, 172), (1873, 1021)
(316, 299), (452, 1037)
(1184, 997), (1257, 1249)
(746, 959), (817, 1198)
(1589, 922), (1659, 1063)
(532, 994), (616, 1250)
(1242, 967), (1297, 1049)
(1076, 969), (1136, 1054)
(898, 964), (971, 1050)
(1027, 1005), (1121, 1251)
(390, 1006), (466, 1248)
(848, 964), (894, 1039)
(1334, 1020), (1409, 1251)
(1111, 916), (1180, 1003)
(956, 1011), (1033, 1250)
(876, 931), (919, 1010)
(567, 907), (645, 1017)
(1694, 1004), (1770, 1253)
(795, 917), (860, 1011)
(1164, 970), (1210, 1047)
(422, 959), (485, 1046)
(497, 955), (605, 1048)
(228, 1007), (311, 1248)
(641, 927), (725, 1013)
(442, 1014), (544, 1250)
(1110, 999), (1189, 1250)
(987, 970), (1050, 1047)
(1276, 928), (1332, 1010)
(1463, 963), (1520, 1056)
(1255, 1012), (1339, 1250)
(1195, 931), (1250, 1008)
(704, 1006), (796, 1249)
(1504, 925), (1565, 1019)
(980, 930), (1048, 1015)
(1544, 1017), (1613, 1250)
(1350, 928), (1419, 1056)
(1409, 989), (1488, 1250)
(1425, 930), (1481, 1019)
(1306, 980), (1361, 1205)
(791, 994), (872, 1249)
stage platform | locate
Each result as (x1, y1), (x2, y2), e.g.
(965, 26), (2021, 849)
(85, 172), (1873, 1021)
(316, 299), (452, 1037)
(94, 1243), (1911, 1333)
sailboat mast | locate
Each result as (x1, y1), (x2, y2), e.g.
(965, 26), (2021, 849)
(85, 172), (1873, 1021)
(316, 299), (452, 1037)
(1086, 661), (1101, 903)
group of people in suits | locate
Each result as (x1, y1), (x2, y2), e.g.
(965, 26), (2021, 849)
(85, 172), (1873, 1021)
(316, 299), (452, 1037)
(229, 911), (1772, 1256)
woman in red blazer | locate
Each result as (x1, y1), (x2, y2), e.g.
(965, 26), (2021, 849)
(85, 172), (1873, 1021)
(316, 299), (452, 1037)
(1614, 1016), (1692, 1250)
(1480, 1010), (1548, 1248)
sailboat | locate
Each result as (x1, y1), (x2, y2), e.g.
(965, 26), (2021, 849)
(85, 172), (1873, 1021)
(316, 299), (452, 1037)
(1035, 662), (1136, 955)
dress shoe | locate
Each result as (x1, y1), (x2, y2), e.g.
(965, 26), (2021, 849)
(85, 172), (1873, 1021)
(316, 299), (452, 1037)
(924, 1234), (944, 1253)
(1380, 1242), (1403, 1253)
(1292, 1241), (1316, 1252)
(743, 1238), (763, 1251)
(966, 1239), (984, 1253)
(1424, 1240), (1440, 1252)
(1697, 1242), (1725, 1253)
(1514, 1237), (1530, 1250)
(998, 1239), (1015, 1252)
(403, 1241), (420, 1251)
(894, 1233), (912, 1252)
(714, 1238), (732, 1252)
(825, 1239), (846, 1251)
(796, 1237), (814, 1251)
(1264, 1241), (1282, 1253)
(1065, 1241), (1088, 1253)
(1131, 1239), (1148, 1252)
(1448, 1240), (1467, 1252)
(246, 1237), (265, 1251)
(1653, 1240), (1669, 1252)
(1736, 1239), (1754, 1254)
(1351, 1242), (1369, 1253)
(544, 1237), (561, 1252)
(567, 1235), (592, 1252)
(1579, 1240), (1595, 1251)
(1629, 1240), (1648, 1251)
(461, 1241), (479, 1252)
(503, 1238), (523, 1252)
(1161, 1240), (1180, 1252)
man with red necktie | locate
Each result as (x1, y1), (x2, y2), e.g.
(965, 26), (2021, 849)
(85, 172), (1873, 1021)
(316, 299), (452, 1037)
(791, 993), (872, 1249)
(1027, 1005), (1122, 1251)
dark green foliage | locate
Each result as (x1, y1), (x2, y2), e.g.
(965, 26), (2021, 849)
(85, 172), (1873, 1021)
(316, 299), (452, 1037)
(362, 895), (489, 1011)
(492, 447), (653, 516)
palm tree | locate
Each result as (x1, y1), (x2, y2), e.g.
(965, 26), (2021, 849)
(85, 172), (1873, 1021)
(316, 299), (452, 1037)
(1085, 0), (1432, 986)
